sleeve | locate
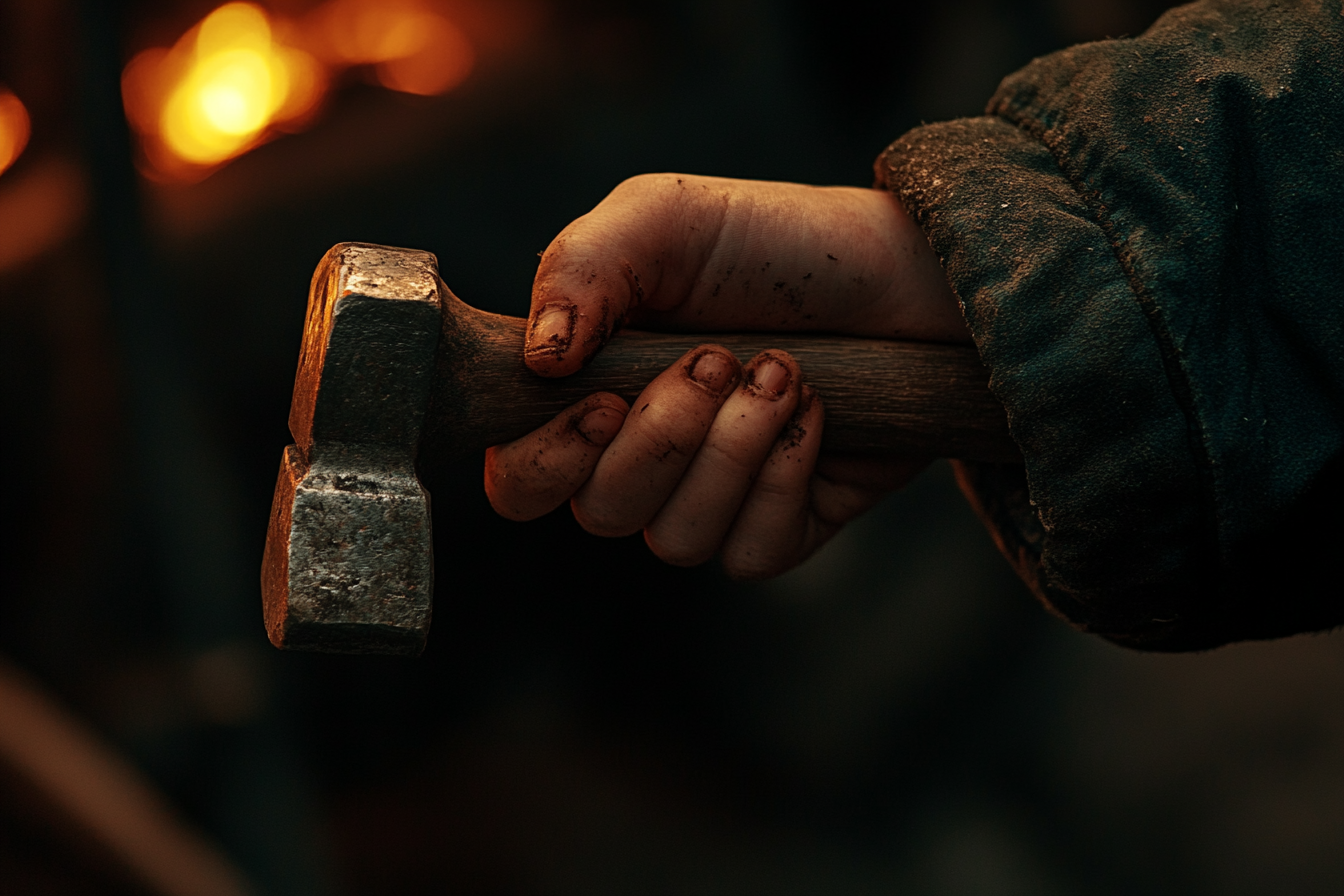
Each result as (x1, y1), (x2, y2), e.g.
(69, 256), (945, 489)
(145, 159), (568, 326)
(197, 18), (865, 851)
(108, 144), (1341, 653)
(875, 0), (1344, 650)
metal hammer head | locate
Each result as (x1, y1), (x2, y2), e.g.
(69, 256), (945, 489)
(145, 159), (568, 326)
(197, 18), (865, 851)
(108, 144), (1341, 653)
(262, 243), (443, 655)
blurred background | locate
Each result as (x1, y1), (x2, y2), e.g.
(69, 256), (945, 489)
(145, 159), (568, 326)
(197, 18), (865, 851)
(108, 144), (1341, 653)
(1, 0), (1342, 893)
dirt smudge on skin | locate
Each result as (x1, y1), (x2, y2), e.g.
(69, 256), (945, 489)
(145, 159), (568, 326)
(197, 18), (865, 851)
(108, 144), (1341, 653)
(768, 279), (806, 313)
(624, 263), (645, 305)
(779, 417), (807, 451)
(579, 295), (615, 367)
(778, 388), (817, 450)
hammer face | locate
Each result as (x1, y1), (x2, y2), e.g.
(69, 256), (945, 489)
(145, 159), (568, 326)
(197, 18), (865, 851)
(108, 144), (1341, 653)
(292, 243), (443, 452)
(264, 243), (444, 655)
(262, 444), (433, 655)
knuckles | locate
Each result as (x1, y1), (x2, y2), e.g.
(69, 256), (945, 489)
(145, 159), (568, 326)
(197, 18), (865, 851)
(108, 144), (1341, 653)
(609, 171), (688, 203)
(622, 403), (712, 463)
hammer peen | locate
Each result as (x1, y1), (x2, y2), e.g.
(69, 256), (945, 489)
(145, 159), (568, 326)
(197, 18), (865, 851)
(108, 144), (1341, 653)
(262, 243), (1018, 656)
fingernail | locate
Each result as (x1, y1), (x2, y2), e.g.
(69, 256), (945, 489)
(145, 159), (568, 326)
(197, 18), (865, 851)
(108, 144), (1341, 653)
(527, 302), (574, 354)
(576, 405), (624, 446)
(687, 349), (738, 395)
(748, 357), (791, 399)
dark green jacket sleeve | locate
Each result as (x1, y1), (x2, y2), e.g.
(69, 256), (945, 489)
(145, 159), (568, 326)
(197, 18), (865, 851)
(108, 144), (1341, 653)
(876, 0), (1344, 650)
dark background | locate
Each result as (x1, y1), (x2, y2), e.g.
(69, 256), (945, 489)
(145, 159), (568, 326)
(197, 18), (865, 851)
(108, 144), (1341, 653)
(2, 0), (1342, 893)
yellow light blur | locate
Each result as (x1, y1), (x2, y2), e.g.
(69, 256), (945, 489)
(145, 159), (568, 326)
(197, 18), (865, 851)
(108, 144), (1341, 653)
(0, 88), (32, 178)
(159, 4), (300, 165)
(196, 2), (272, 56)
(122, 0), (476, 178)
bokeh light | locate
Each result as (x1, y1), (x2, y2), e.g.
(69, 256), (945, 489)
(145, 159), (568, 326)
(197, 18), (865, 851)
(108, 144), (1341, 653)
(0, 88), (31, 178)
(122, 0), (475, 179)
(314, 0), (477, 96)
(160, 5), (296, 164)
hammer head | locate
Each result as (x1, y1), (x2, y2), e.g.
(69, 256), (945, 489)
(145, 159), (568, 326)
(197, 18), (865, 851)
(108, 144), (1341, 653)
(262, 243), (443, 655)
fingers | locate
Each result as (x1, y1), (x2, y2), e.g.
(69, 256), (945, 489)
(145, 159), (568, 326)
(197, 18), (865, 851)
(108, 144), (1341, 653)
(718, 387), (829, 580)
(525, 174), (965, 378)
(487, 347), (915, 580)
(644, 351), (802, 565)
(718, 434), (932, 580)
(484, 393), (628, 521)
(572, 346), (741, 537)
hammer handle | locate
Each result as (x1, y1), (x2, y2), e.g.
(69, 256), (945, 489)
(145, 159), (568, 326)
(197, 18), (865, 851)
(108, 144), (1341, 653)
(423, 306), (1019, 463)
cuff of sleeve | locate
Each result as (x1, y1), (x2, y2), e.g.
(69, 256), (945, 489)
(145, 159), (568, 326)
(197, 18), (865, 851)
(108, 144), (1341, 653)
(877, 117), (1216, 650)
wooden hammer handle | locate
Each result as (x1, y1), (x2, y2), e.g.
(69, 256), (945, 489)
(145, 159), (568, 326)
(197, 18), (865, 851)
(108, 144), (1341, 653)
(422, 304), (1019, 463)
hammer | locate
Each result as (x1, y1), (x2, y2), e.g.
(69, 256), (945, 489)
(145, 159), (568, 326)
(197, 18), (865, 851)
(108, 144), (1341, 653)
(262, 243), (1017, 655)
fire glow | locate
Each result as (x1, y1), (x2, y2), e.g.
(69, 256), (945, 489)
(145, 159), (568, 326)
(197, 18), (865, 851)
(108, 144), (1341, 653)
(122, 1), (475, 179)
(0, 88), (31, 178)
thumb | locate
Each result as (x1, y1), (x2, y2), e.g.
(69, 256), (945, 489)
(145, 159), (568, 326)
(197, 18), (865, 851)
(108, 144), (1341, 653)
(525, 173), (719, 377)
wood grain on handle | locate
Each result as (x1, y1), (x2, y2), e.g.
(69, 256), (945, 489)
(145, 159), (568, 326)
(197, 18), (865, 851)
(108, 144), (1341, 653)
(424, 302), (1019, 463)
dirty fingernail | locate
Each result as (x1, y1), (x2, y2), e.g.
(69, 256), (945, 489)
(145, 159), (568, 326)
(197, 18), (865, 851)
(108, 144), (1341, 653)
(527, 302), (574, 354)
(576, 405), (624, 446)
(687, 349), (738, 395)
(748, 357), (791, 399)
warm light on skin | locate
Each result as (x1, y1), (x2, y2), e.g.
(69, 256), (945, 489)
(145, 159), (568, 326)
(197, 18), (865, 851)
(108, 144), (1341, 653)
(0, 88), (32, 178)
(123, 0), (476, 177)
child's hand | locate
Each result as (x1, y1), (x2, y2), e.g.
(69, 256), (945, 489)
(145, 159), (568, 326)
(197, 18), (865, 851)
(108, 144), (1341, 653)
(484, 174), (964, 578)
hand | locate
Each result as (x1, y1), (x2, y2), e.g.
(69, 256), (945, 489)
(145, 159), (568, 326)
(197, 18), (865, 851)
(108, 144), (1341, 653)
(484, 174), (965, 578)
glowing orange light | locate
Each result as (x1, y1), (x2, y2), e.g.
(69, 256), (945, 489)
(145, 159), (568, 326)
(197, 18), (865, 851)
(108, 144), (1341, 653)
(0, 88), (32, 178)
(122, 0), (476, 180)
(314, 0), (475, 95)
(123, 3), (322, 173)
(374, 15), (475, 96)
